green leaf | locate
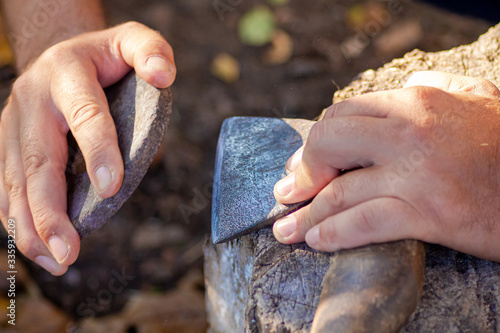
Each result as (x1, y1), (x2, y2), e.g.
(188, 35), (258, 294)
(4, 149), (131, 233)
(238, 6), (276, 47)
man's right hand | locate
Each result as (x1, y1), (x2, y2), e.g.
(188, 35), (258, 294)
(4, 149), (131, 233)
(272, 71), (500, 262)
(0, 22), (176, 275)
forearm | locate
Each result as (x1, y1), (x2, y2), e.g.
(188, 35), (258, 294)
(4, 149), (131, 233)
(1, 0), (106, 72)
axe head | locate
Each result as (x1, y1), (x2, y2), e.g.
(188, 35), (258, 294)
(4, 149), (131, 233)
(211, 116), (314, 244)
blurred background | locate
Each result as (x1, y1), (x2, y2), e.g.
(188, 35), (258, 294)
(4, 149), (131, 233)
(0, 0), (495, 332)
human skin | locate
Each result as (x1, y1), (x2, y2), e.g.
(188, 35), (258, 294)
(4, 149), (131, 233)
(0, 0), (176, 275)
(273, 71), (500, 262)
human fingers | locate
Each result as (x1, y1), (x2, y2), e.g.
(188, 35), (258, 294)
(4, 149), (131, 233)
(50, 22), (176, 198)
(1, 106), (68, 275)
(304, 197), (425, 252)
(117, 22), (176, 88)
(90, 21), (176, 89)
(404, 71), (500, 97)
(273, 166), (386, 244)
(49, 57), (123, 199)
(19, 122), (80, 269)
(322, 92), (394, 119)
(0, 22), (177, 275)
(285, 145), (304, 174)
(320, 81), (486, 121)
(274, 116), (400, 204)
(321, 72), (500, 121)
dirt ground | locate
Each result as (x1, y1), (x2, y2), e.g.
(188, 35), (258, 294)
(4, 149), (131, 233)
(0, 0), (494, 332)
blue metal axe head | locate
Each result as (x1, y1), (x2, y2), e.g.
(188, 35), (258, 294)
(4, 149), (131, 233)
(211, 117), (314, 244)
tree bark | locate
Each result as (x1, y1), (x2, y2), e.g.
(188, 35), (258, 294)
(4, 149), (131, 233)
(205, 24), (500, 333)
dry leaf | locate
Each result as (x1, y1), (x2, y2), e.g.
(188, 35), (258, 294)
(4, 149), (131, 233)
(346, 2), (388, 30)
(374, 19), (423, 55)
(211, 53), (240, 83)
(263, 30), (293, 65)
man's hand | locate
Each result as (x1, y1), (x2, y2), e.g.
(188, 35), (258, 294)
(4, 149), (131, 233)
(273, 71), (500, 262)
(0, 22), (176, 275)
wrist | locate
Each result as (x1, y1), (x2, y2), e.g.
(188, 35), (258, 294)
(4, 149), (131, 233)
(14, 30), (82, 72)
(1, 0), (106, 73)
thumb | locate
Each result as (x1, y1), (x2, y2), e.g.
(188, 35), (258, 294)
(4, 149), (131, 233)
(92, 21), (176, 89)
(404, 71), (500, 97)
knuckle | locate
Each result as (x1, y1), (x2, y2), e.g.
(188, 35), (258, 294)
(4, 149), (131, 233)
(11, 75), (32, 99)
(296, 163), (316, 187)
(355, 206), (376, 234)
(67, 101), (102, 135)
(11, 76), (26, 93)
(318, 223), (337, 247)
(402, 86), (439, 141)
(326, 181), (345, 210)
(410, 115), (435, 143)
(68, 119), (113, 169)
(307, 121), (327, 148)
(468, 77), (500, 97)
(322, 104), (337, 119)
(79, 141), (105, 166)
(23, 149), (50, 180)
(3, 167), (15, 188)
(39, 42), (71, 65)
(405, 85), (437, 107)
(4, 168), (26, 201)
(31, 206), (57, 240)
(5, 182), (25, 202)
(300, 121), (336, 188)
(299, 209), (315, 230)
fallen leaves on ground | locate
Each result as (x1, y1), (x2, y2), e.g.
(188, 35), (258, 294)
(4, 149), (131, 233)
(77, 268), (207, 333)
(238, 6), (276, 46)
(263, 29), (293, 65)
(211, 53), (240, 83)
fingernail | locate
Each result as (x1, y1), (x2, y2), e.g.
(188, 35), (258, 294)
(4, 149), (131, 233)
(146, 55), (175, 74)
(275, 173), (295, 197)
(146, 56), (175, 87)
(306, 227), (320, 247)
(94, 165), (112, 192)
(35, 255), (60, 274)
(275, 215), (296, 240)
(48, 235), (69, 263)
(285, 147), (304, 173)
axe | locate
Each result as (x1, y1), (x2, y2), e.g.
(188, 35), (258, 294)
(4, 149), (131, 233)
(211, 116), (425, 332)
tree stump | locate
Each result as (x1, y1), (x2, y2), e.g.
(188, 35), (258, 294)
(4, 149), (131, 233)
(204, 24), (500, 332)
